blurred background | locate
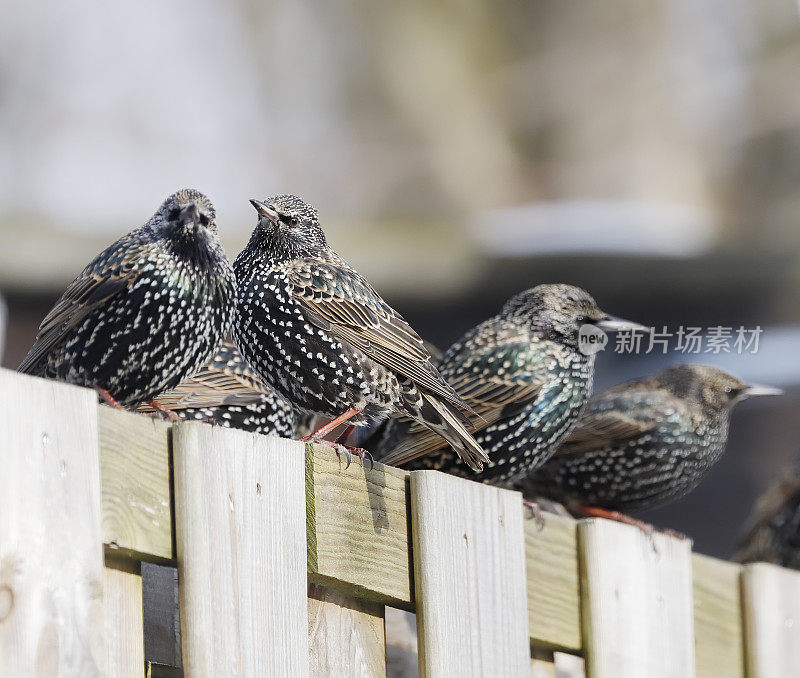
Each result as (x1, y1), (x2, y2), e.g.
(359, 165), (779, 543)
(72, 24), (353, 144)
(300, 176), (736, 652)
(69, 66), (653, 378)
(2, 0), (800, 559)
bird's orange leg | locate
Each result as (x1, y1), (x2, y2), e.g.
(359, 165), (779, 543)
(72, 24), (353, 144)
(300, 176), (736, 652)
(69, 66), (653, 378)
(91, 383), (125, 410)
(575, 505), (656, 537)
(301, 408), (362, 443)
(301, 411), (373, 470)
(147, 399), (183, 423)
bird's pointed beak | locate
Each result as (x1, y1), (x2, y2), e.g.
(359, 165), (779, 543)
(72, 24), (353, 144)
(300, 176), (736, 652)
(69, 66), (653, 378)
(742, 383), (784, 398)
(180, 203), (200, 222)
(250, 199), (279, 222)
(595, 314), (651, 334)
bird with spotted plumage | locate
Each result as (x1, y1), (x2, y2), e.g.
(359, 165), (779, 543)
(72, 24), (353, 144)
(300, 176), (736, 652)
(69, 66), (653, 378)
(139, 339), (296, 438)
(373, 284), (645, 486)
(19, 189), (236, 410)
(519, 363), (782, 518)
(735, 454), (800, 570)
(231, 194), (488, 471)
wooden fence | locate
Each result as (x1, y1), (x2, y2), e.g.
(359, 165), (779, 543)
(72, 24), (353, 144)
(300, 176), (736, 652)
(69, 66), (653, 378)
(1, 366), (799, 677)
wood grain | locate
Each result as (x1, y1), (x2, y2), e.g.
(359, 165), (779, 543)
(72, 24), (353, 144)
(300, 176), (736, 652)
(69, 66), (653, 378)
(306, 443), (413, 608)
(0, 371), (105, 675)
(173, 423), (308, 676)
(308, 583), (386, 677)
(578, 519), (694, 678)
(99, 407), (173, 562)
(742, 562), (800, 678)
(692, 554), (743, 678)
(410, 470), (530, 677)
(104, 559), (145, 677)
(525, 512), (582, 651)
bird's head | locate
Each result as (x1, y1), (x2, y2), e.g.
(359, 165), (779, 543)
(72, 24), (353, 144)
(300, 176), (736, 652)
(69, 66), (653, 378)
(503, 283), (646, 350)
(153, 189), (217, 245)
(659, 363), (782, 412)
(248, 194), (326, 259)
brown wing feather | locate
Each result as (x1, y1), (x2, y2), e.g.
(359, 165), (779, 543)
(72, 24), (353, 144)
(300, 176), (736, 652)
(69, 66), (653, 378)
(552, 409), (657, 457)
(18, 232), (148, 375)
(379, 338), (544, 466)
(141, 339), (266, 410)
(285, 259), (471, 414)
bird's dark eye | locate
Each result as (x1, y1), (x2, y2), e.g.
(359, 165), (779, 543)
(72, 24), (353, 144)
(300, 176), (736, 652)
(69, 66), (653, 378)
(167, 207), (181, 221)
(199, 214), (210, 226)
(281, 214), (299, 227)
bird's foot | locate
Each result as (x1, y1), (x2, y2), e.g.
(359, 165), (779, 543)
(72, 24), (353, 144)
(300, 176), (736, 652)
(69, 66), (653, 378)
(147, 399), (183, 423)
(522, 500), (546, 531)
(576, 505), (658, 550)
(91, 384), (126, 410)
(331, 443), (374, 471)
(300, 408), (363, 444)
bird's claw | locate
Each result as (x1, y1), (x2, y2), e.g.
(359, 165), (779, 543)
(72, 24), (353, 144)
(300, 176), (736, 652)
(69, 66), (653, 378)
(332, 444), (374, 471)
(522, 500), (546, 531)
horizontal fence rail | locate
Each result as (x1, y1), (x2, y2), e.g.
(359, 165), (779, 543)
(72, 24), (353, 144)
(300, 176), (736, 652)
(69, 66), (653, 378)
(0, 366), (797, 677)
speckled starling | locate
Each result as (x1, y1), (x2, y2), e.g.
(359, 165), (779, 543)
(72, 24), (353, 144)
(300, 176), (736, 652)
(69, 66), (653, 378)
(140, 339), (296, 437)
(735, 455), (800, 569)
(519, 363), (782, 513)
(375, 284), (644, 485)
(232, 194), (488, 471)
(19, 189), (235, 408)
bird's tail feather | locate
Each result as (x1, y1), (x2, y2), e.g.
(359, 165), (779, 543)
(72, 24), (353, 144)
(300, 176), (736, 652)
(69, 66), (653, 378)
(383, 393), (489, 472)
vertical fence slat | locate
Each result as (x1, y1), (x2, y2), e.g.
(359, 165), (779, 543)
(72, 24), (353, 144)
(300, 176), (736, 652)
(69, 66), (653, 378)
(742, 562), (800, 678)
(410, 470), (529, 677)
(173, 424), (308, 677)
(0, 371), (105, 675)
(307, 583), (385, 677)
(104, 559), (145, 677)
(578, 519), (694, 678)
(692, 554), (743, 678)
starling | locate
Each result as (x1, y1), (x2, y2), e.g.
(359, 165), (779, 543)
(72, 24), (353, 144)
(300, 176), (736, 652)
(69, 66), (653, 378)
(19, 189), (235, 408)
(375, 284), (645, 486)
(735, 455), (800, 569)
(519, 363), (782, 513)
(232, 194), (488, 470)
(140, 339), (296, 438)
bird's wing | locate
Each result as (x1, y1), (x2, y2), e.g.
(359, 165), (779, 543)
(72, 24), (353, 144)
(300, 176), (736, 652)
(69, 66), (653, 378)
(378, 333), (546, 465)
(285, 259), (470, 414)
(734, 473), (800, 564)
(18, 232), (148, 375)
(551, 391), (662, 458)
(141, 339), (267, 410)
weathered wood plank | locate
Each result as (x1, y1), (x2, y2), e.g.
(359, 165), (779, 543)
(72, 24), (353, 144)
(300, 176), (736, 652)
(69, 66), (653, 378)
(172, 423), (308, 676)
(531, 656), (557, 678)
(692, 554), (743, 678)
(554, 652), (586, 678)
(0, 370), (105, 675)
(411, 470), (530, 677)
(742, 562), (800, 678)
(526, 512), (581, 651)
(306, 443), (412, 608)
(578, 519), (694, 678)
(99, 407), (173, 562)
(104, 558), (145, 677)
(308, 583), (386, 677)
